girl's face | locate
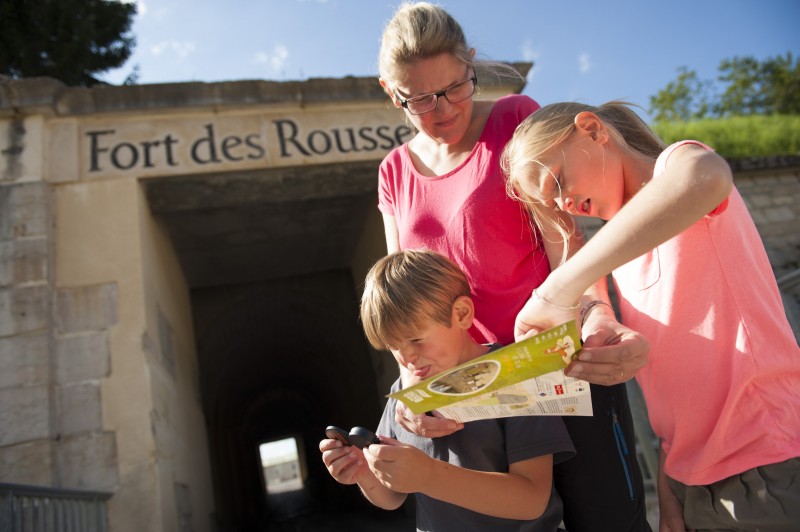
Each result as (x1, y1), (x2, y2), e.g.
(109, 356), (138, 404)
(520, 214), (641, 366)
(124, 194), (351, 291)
(533, 130), (625, 220)
(384, 53), (475, 146)
(388, 303), (473, 386)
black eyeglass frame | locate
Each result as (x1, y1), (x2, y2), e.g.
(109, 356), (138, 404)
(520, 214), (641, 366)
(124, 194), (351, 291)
(395, 73), (478, 115)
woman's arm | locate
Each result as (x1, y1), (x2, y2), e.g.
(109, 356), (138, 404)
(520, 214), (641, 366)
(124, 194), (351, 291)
(382, 213), (400, 254)
(366, 438), (554, 520)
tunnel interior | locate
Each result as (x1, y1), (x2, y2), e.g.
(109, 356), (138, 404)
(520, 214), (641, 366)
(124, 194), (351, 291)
(144, 161), (413, 530)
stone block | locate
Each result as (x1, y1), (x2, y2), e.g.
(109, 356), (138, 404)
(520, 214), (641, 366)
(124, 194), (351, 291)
(55, 283), (117, 333)
(58, 432), (118, 491)
(0, 385), (49, 446)
(0, 238), (48, 287)
(0, 285), (49, 337)
(0, 182), (49, 239)
(59, 383), (102, 435)
(0, 439), (54, 485)
(0, 333), (48, 389)
(55, 332), (110, 384)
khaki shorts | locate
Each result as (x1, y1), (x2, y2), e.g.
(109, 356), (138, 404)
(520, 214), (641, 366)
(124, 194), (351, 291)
(668, 457), (800, 531)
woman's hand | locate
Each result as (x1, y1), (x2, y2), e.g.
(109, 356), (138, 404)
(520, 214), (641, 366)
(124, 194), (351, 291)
(567, 313), (649, 385)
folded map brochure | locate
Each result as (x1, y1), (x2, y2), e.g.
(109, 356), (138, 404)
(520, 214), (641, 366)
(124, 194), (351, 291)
(388, 320), (593, 422)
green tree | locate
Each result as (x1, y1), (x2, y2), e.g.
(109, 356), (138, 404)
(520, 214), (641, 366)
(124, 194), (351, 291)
(0, 0), (137, 87)
(650, 52), (800, 121)
(649, 66), (715, 122)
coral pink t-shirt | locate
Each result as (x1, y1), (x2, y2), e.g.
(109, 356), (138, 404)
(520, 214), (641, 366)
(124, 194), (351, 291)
(613, 141), (800, 485)
(378, 94), (548, 345)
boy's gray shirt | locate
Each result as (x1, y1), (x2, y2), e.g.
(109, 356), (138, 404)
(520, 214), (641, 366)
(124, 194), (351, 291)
(377, 375), (575, 532)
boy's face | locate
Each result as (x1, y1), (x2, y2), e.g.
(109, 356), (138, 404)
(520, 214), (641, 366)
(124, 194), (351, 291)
(388, 309), (473, 386)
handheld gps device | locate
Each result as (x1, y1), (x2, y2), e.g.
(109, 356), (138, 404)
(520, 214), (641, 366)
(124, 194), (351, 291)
(325, 425), (380, 449)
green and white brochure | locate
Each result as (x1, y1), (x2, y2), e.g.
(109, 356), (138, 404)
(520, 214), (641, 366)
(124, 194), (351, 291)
(389, 320), (593, 422)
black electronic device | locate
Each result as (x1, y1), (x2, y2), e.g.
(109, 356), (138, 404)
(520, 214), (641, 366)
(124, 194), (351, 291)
(325, 425), (380, 449)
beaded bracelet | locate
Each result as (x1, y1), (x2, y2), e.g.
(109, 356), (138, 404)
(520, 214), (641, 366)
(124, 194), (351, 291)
(531, 288), (580, 311)
(579, 300), (614, 327)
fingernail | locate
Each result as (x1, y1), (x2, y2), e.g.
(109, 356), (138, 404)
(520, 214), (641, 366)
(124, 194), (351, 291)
(571, 363), (584, 373)
(579, 352), (591, 361)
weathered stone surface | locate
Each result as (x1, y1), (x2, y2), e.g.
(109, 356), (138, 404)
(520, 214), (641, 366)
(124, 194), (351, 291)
(57, 432), (118, 491)
(0, 238), (48, 287)
(0, 332), (48, 389)
(0, 285), (49, 337)
(0, 439), (54, 485)
(55, 331), (110, 384)
(59, 383), (102, 435)
(55, 283), (117, 333)
(0, 182), (48, 239)
(0, 385), (49, 446)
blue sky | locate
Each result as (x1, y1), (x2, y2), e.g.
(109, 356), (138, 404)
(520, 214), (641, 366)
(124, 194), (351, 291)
(105, 0), (800, 123)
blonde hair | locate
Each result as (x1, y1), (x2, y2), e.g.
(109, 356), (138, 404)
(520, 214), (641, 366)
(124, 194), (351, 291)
(378, 2), (521, 92)
(360, 249), (471, 350)
(502, 101), (666, 262)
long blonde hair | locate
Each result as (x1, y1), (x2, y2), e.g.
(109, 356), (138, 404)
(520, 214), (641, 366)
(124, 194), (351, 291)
(360, 249), (471, 350)
(502, 101), (666, 262)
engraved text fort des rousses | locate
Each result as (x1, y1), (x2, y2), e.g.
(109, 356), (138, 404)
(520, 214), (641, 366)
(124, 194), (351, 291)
(86, 119), (414, 173)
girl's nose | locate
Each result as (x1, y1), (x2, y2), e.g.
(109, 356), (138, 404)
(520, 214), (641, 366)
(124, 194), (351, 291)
(556, 196), (573, 212)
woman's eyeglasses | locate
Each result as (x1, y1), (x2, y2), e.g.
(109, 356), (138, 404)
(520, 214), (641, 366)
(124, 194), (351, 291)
(395, 74), (478, 115)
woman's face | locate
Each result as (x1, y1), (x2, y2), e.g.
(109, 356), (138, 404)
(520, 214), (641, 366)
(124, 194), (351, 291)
(388, 53), (475, 146)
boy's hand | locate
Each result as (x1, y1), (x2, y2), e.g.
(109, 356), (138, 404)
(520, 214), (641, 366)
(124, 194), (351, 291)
(319, 438), (371, 485)
(394, 401), (463, 438)
(363, 435), (433, 494)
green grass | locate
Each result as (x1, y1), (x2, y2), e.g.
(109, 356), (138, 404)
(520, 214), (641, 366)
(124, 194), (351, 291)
(651, 114), (800, 159)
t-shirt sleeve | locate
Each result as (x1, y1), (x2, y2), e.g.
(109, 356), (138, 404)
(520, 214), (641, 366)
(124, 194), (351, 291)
(377, 148), (402, 217)
(376, 379), (402, 439)
(656, 140), (730, 217)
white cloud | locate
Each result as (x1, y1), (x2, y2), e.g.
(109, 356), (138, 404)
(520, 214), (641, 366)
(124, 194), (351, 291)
(116, 0), (147, 16)
(150, 41), (197, 59)
(253, 45), (290, 73)
(578, 52), (592, 73)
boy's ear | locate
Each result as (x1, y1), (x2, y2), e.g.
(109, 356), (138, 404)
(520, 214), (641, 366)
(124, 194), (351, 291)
(574, 111), (607, 143)
(379, 78), (402, 107)
(452, 295), (475, 329)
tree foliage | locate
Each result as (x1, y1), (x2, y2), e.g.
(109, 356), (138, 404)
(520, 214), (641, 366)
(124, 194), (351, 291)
(0, 0), (137, 87)
(650, 52), (800, 121)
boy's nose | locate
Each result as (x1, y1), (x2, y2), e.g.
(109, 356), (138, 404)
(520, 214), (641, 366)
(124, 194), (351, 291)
(556, 196), (574, 213)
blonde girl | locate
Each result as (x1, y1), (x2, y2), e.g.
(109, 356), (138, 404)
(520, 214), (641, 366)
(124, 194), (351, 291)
(503, 100), (800, 531)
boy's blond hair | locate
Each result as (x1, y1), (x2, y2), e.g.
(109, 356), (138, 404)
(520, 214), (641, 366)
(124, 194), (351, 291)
(361, 249), (471, 350)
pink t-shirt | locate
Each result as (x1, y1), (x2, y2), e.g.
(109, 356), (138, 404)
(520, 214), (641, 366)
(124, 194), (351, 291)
(613, 141), (800, 485)
(378, 94), (548, 345)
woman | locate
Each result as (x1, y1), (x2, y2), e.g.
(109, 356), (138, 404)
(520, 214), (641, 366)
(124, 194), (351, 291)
(373, 3), (652, 531)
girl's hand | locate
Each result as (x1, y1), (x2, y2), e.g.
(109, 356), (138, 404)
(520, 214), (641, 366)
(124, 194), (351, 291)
(363, 435), (433, 493)
(514, 290), (578, 342)
(319, 438), (371, 485)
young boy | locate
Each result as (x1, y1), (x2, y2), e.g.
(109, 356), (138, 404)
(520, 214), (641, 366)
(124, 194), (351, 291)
(319, 249), (575, 531)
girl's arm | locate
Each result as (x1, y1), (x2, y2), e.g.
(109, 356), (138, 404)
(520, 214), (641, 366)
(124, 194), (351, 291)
(366, 438), (554, 520)
(539, 214), (650, 384)
(520, 145), (732, 330)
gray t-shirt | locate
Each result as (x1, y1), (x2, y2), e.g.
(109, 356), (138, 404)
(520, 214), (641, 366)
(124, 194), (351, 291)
(378, 378), (575, 532)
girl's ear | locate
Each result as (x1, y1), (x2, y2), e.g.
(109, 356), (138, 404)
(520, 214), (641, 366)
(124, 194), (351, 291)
(574, 111), (607, 143)
(379, 78), (402, 107)
(452, 295), (475, 329)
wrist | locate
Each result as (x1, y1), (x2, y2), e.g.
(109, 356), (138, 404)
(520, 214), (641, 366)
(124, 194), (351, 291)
(579, 300), (614, 327)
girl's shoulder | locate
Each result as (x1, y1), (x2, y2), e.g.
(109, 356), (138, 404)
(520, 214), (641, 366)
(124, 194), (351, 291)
(656, 140), (713, 174)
